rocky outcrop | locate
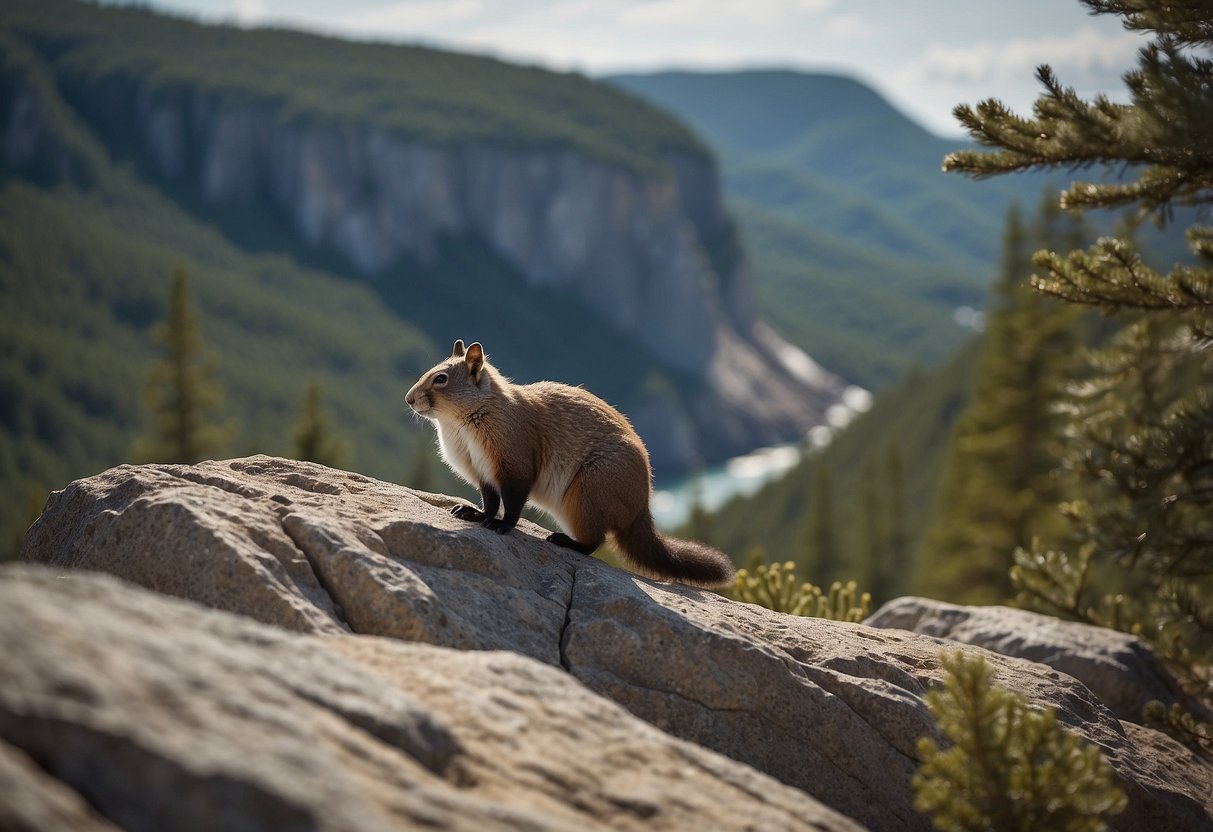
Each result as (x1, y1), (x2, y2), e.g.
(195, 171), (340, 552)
(1, 565), (861, 832)
(866, 596), (1186, 724)
(20, 457), (1213, 831)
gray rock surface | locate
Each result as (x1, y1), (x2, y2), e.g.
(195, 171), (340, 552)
(20, 457), (1213, 831)
(0, 565), (860, 832)
(865, 596), (1184, 723)
(0, 738), (121, 832)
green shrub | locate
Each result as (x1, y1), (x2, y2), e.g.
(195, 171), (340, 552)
(730, 560), (870, 621)
(914, 651), (1126, 832)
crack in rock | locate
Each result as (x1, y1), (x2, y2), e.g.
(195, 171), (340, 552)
(278, 513), (353, 631)
(558, 564), (578, 673)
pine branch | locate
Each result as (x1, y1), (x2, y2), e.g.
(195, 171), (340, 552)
(1031, 237), (1213, 311)
(1082, 0), (1213, 46)
(946, 41), (1213, 218)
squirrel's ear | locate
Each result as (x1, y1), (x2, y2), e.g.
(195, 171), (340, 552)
(465, 342), (485, 382)
(451, 339), (466, 358)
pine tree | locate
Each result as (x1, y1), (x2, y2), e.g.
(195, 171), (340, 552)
(8, 483), (45, 561)
(292, 380), (347, 468)
(804, 466), (840, 585)
(136, 265), (230, 464)
(881, 443), (907, 602)
(860, 461), (889, 605)
(686, 472), (712, 543)
(948, 1), (1213, 689)
(406, 436), (436, 492)
(914, 651), (1126, 831)
(915, 203), (1084, 604)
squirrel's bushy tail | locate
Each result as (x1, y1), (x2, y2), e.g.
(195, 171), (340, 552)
(616, 512), (736, 588)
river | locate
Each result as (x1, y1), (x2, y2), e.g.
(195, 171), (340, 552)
(650, 385), (873, 530)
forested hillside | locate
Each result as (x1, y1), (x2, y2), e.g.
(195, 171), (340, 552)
(609, 70), (1040, 389)
(699, 197), (1103, 606)
(12, 0), (707, 174)
(610, 70), (1193, 391)
(694, 345), (978, 606)
(701, 3), (1211, 645)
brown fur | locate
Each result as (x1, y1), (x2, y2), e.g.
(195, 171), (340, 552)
(405, 340), (736, 588)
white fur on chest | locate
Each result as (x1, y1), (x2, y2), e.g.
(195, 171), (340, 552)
(435, 418), (497, 488)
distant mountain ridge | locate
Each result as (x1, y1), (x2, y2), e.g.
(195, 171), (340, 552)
(608, 70), (1049, 388)
(613, 71), (926, 156)
(608, 69), (1025, 263)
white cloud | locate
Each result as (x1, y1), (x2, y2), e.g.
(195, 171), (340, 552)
(906, 26), (1143, 90)
(823, 14), (866, 40)
(621, 0), (833, 26)
(416, 0), (842, 75)
(341, 0), (486, 33)
(887, 25), (1148, 134)
(233, 0), (264, 26)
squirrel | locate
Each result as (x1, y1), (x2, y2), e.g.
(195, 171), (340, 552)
(405, 340), (736, 588)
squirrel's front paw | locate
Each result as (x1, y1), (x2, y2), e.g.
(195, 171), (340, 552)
(451, 504), (486, 522)
(480, 517), (512, 534)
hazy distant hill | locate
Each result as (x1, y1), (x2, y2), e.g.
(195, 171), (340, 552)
(0, 1), (848, 552)
(609, 70), (1049, 388)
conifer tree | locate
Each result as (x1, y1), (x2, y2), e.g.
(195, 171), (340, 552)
(8, 483), (45, 561)
(686, 473), (713, 543)
(914, 651), (1126, 831)
(948, 0), (1213, 684)
(880, 443), (907, 602)
(804, 466), (840, 585)
(860, 461), (890, 605)
(915, 203), (1084, 604)
(406, 436), (436, 492)
(137, 266), (230, 464)
(292, 380), (347, 468)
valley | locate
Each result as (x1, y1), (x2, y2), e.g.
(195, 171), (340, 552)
(4, 1), (1038, 558)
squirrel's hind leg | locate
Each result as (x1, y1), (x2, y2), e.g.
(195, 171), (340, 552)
(546, 472), (609, 554)
(547, 531), (601, 554)
(451, 504), (487, 522)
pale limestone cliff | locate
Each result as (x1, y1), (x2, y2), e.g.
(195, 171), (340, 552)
(126, 83), (846, 462)
(2, 58), (847, 468)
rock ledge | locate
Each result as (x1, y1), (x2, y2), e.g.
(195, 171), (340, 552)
(13, 457), (1213, 831)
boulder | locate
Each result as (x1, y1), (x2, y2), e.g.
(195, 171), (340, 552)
(865, 596), (1184, 723)
(21, 457), (1213, 831)
(0, 738), (122, 832)
(0, 565), (861, 832)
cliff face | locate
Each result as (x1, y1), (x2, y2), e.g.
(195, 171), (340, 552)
(1, 0), (846, 471)
(161, 92), (729, 371)
(93, 80), (844, 465)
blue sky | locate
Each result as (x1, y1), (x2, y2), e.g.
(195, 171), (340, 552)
(106, 0), (1148, 137)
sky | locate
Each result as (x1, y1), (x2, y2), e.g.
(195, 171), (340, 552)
(107, 0), (1149, 137)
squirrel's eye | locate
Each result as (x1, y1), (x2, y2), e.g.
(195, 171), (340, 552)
(433, 373), (448, 385)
